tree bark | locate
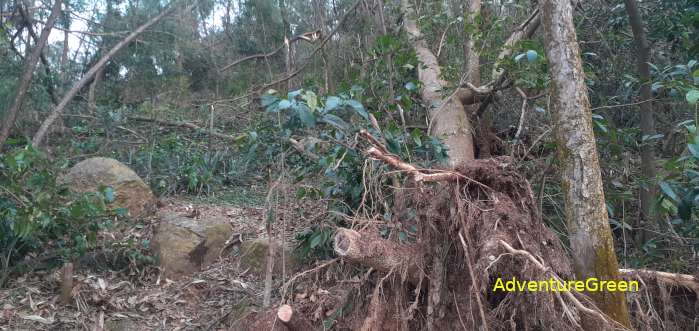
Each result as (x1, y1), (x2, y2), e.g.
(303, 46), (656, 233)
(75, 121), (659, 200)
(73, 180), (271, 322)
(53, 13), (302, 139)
(31, 2), (184, 148)
(624, 0), (658, 244)
(277, 304), (315, 331)
(540, 0), (631, 328)
(402, 0), (475, 167)
(87, 67), (104, 114)
(0, 0), (62, 147)
(333, 228), (424, 284)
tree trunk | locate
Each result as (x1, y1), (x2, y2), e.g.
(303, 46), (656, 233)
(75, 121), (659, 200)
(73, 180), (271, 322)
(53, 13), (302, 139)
(87, 67), (104, 114)
(540, 0), (631, 328)
(277, 305), (315, 331)
(32, 3), (183, 147)
(402, 0), (475, 167)
(624, 0), (658, 244)
(333, 229), (424, 283)
(0, 0), (62, 147)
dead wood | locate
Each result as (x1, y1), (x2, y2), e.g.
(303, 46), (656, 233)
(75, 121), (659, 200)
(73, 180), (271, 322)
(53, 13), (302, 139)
(333, 228), (424, 284)
(277, 304), (315, 331)
(60, 262), (73, 305)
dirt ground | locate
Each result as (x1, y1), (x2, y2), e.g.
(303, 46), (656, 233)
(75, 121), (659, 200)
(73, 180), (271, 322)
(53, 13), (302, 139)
(0, 196), (345, 331)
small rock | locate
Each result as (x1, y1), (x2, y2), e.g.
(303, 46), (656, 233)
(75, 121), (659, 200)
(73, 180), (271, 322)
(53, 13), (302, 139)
(237, 238), (299, 278)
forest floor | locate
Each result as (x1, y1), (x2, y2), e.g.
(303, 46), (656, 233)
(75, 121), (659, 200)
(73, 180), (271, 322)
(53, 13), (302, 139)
(0, 186), (345, 331)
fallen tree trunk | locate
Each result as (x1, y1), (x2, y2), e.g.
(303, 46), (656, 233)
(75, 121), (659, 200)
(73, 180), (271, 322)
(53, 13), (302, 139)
(127, 116), (246, 142)
(333, 228), (424, 284)
(276, 304), (315, 331)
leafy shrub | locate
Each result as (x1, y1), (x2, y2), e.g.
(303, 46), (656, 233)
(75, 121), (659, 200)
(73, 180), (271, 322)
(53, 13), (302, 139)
(658, 120), (699, 245)
(260, 87), (448, 259)
(119, 135), (252, 196)
(0, 146), (116, 287)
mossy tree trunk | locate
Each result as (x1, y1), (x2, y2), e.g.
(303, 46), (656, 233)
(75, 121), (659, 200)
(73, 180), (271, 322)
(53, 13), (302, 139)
(540, 0), (632, 327)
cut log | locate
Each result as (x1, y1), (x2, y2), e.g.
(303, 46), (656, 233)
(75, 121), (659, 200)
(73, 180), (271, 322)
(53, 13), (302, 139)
(334, 228), (424, 283)
(60, 262), (73, 305)
(277, 304), (314, 331)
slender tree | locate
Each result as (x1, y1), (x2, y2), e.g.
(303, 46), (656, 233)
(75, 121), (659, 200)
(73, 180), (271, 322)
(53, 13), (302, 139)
(0, 0), (62, 147)
(541, 0), (631, 327)
(624, 0), (658, 244)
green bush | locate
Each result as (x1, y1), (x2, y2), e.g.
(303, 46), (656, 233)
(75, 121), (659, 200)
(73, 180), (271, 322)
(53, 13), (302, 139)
(0, 146), (116, 287)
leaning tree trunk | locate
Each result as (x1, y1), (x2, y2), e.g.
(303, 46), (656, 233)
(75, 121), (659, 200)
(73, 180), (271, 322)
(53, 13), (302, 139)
(624, 0), (658, 244)
(31, 2), (185, 148)
(0, 0), (62, 148)
(541, 0), (632, 328)
(402, 0), (474, 166)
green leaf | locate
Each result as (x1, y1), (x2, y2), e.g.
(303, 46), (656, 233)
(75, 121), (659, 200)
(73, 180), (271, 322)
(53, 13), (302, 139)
(115, 208), (128, 216)
(686, 89), (699, 105)
(302, 91), (318, 111)
(102, 186), (115, 203)
(325, 96), (342, 111)
(398, 231), (407, 242)
(295, 104), (316, 127)
(688, 143), (699, 159)
(278, 99), (292, 110)
(526, 50), (538, 62)
(287, 89), (302, 98)
(659, 181), (680, 202)
(310, 233), (322, 248)
(346, 100), (368, 120)
(260, 94), (278, 107)
(411, 129), (422, 147)
(321, 114), (350, 131)
(678, 197), (692, 221)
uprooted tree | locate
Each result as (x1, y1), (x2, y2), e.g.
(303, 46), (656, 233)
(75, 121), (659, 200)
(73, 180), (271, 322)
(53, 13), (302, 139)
(323, 0), (632, 330)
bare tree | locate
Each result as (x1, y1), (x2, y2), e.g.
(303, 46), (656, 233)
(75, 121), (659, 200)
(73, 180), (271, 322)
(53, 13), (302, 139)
(0, 0), (62, 147)
(541, 0), (631, 327)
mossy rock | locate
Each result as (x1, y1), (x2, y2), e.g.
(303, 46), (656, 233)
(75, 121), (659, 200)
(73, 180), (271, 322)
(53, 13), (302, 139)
(238, 238), (299, 278)
(152, 212), (234, 279)
(61, 157), (155, 218)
